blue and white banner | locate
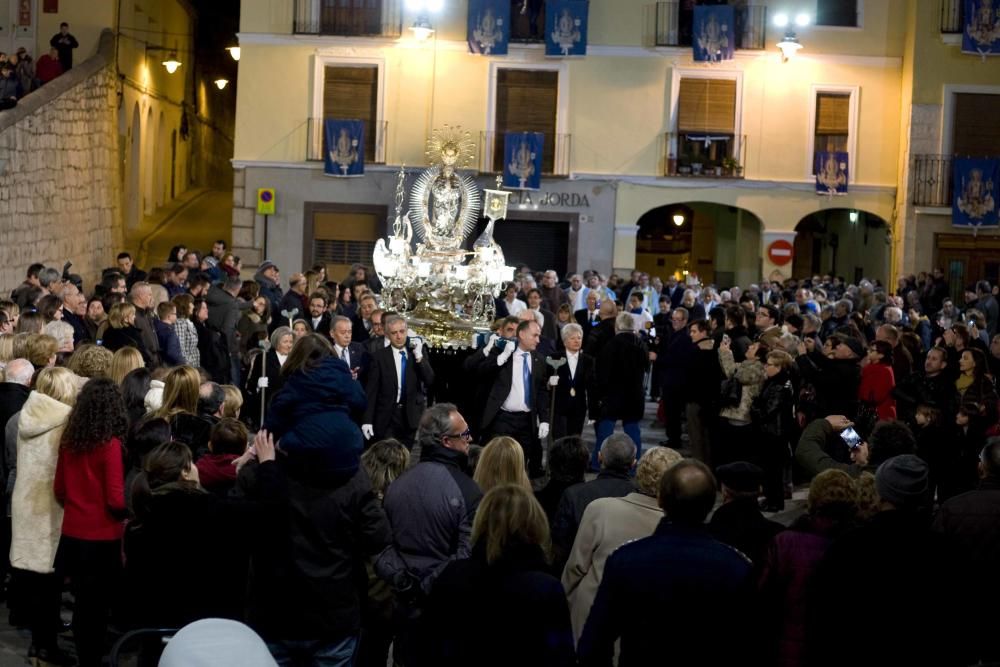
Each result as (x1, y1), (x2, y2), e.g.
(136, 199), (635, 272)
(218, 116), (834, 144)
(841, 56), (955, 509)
(693, 4), (735, 62)
(545, 0), (588, 57)
(468, 0), (509, 55)
(503, 132), (544, 190)
(323, 119), (364, 177)
(953, 158), (998, 228)
(815, 151), (849, 195)
(962, 0), (1000, 57)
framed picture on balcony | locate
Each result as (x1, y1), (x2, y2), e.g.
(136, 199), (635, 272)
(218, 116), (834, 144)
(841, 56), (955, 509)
(962, 0), (1000, 56)
(469, 0), (510, 54)
(953, 157), (998, 228)
(692, 4), (734, 62)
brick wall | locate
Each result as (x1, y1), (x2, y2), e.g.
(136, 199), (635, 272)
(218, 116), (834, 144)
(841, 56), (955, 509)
(0, 30), (122, 294)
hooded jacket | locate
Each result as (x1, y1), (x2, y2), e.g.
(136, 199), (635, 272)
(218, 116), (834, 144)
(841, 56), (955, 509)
(10, 391), (73, 573)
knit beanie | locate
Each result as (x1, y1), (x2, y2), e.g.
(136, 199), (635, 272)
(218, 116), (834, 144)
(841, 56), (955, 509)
(875, 454), (929, 508)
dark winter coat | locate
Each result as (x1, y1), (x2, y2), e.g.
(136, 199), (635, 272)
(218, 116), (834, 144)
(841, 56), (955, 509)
(264, 356), (367, 479)
(709, 497), (784, 564)
(419, 542), (575, 667)
(101, 324), (152, 364)
(595, 332), (648, 422)
(795, 351), (860, 419)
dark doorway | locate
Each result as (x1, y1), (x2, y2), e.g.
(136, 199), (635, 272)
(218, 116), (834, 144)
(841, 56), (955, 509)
(475, 216), (570, 277)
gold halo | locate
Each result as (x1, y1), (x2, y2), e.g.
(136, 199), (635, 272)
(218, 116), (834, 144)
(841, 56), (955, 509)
(425, 125), (476, 169)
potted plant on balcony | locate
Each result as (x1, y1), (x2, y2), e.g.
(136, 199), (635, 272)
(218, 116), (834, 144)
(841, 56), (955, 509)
(721, 156), (739, 177)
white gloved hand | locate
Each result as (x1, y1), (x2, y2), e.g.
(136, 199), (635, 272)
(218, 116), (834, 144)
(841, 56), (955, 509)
(538, 422), (550, 440)
(412, 337), (424, 361)
(362, 424), (374, 439)
(497, 342), (516, 366)
(548, 375), (560, 387)
(484, 333), (499, 356)
(257, 376), (269, 389)
(586, 419), (595, 427)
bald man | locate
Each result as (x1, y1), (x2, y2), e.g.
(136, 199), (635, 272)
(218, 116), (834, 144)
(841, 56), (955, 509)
(584, 300), (618, 358)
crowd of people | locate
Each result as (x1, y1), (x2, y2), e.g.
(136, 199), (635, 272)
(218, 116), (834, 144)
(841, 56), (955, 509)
(0, 244), (997, 666)
(0, 22), (77, 111)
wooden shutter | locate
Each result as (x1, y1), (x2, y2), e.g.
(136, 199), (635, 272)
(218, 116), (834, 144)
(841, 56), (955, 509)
(677, 78), (736, 134)
(815, 93), (850, 135)
(953, 93), (1000, 158)
(494, 69), (559, 172)
(323, 66), (378, 160)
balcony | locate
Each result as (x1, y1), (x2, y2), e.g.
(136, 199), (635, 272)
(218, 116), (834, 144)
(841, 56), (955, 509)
(940, 0), (962, 33)
(294, 0), (402, 37)
(649, 2), (767, 50)
(912, 154), (953, 207)
(478, 131), (572, 177)
(306, 118), (388, 164)
(662, 133), (747, 178)
(510, 0), (548, 43)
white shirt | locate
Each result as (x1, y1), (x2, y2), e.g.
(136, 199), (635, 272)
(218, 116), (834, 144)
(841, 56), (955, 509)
(276, 352), (288, 367)
(566, 350), (579, 380)
(501, 349), (532, 413)
(310, 316), (324, 331)
(568, 287), (586, 311)
(630, 310), (653, 333)
(392, 346), (406, 403)
(505, 298), (527, 316)
(335, 344), (351, 367)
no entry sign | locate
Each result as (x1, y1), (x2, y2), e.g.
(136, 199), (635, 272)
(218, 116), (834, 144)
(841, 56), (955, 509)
(767, 239), (794, 266)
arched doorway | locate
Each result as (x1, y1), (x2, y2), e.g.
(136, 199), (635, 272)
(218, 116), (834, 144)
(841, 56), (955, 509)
(793, 208), (889, 284)
(635, 202), (763, 288)
(127, 103), (141, 229)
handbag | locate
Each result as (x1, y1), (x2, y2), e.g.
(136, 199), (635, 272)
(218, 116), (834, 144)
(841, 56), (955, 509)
(719, 375), (743, 408)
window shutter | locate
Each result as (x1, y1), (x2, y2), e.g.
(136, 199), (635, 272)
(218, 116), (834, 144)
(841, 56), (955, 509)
(323, 66), (378, 160)
(953, 93), (1000, 158)
(495, 69), (559, 172)
(677, 78), (736, 134)
(815, 93), (850, 135)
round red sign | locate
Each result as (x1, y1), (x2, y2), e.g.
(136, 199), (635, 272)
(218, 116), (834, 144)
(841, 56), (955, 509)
(767, 239), (794, 266)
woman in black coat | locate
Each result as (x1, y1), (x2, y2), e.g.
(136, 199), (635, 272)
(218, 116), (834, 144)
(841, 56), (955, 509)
(594, 322), (648, 462)
(752, 350), (797, 512)
(125, 438), (279, 630)
(419, 485), (575, 667)
(101, 303), (152, 364)
(244, 327), (293, 431)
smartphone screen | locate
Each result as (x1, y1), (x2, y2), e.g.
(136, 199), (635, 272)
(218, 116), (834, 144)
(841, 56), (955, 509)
(840, 427), (862, 449)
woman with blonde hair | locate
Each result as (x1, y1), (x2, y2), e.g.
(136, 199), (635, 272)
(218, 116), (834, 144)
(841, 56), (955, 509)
(154, 365), (210, 456)
(9, 367), (78, 665)
(109, 347), (145, 385)
(219, 384), (244, 419)
(102, 302), (151, 363)
(473, 436), (531, 493)
(66, 344), (114, 379)
(23, 334), (58, 369)
(422, 484), (574, 665)
(0, 333), (14, 363)
(562, 446), (683, 642)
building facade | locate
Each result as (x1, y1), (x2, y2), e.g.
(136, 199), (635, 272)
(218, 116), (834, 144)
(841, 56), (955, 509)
(232, 0), (953, 288)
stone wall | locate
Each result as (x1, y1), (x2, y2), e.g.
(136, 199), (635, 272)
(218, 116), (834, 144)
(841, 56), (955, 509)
(0, 30), (122, 294)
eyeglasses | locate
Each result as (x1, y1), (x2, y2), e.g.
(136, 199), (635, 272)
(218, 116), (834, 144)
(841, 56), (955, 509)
(443, 428), (472, 441)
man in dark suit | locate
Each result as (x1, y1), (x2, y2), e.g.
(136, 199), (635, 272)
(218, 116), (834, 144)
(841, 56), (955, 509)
(525, 288), (559, 343)
(365, 308), (389, 356)
(584, 300), (617, 358)
(480, 319), (551, 477)
(655, 306), (694, 449)
(663, 275), (684, 310)
(593, 313), (648, 469)
(574, 290), (601, 341)
(306, 291), (332, 335)
(330, 314), (370, 388)
(362, 314), (435, 448)
(352, 292), (378, 343)
(549, 323), (598, 440)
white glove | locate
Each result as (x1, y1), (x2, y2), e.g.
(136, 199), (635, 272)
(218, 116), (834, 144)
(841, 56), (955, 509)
(484, 333), (499, 356)
(257, 376), (269, 389)
(497, 342), (516, 366)
(548, 375), (559, 387)
(538, 422), (550, 439)
(412, 337), (424, 361)
(362, 424), (374, 439)
(586, 419), (595, 427)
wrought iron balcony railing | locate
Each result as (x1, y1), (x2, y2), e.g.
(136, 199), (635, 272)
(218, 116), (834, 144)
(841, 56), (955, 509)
(306, 118), (388, 164)
(662, 132), (747, 178)
(478, 131), (572, 177)
(294, 0), (402, 37)
(912, 154), (953, 207)
(649, 2), (766, 50)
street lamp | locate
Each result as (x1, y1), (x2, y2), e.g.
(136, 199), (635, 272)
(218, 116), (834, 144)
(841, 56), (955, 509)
(214, 78), (229, 90)
(406, 0), (442, 41)
(672, 213), (685, 227)
(774, 13), (807, 62)
(226, 46), (241, 61)
(162, 52), (181, 74)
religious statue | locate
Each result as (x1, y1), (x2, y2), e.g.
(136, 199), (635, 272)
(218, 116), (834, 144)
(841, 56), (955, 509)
(551, 8), (581, 55)
(473, 7), (504, 54)
(508, 138), (537, 189)
(957, 168), (996, 221)
(328, 127), (359, 175)
(967, 0), (1000, 46)
(409, 126), (481, 252)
